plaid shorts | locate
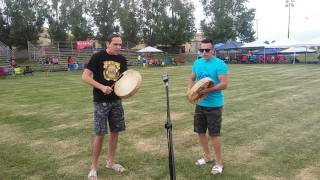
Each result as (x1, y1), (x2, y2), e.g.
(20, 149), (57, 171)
(194, 105), (223, 137)
(93, 100), (125, 135)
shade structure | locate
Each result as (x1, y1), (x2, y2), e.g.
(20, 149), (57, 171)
(266, 39), (302, 48)
(136, 46), (163, 53)
(254, 48), (281, 55)
(302, 37), (320, 46)
(281, 47), (316, 53)
(214, 43), (224, 49)
(241, 40), (267, 49)
(216, 41), (242, 51)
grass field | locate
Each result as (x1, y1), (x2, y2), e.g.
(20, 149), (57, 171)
(1, 64), (320, 180)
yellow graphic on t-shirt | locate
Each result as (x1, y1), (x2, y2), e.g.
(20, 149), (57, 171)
(103, 61), (120, 80)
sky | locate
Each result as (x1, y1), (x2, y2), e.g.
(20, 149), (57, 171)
(192, 0), (320, 42)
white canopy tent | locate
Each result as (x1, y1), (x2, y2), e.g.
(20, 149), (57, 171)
(281, 47), (316, 64)
(241, 40), (267, 48)
(266, 39), (302, 48)
(302, 37), (320, 47)
(240, 40), (268, 63)
(136, 46), (163, 53)
(281, 47), (316, 53)
(266, 39), (305, 64)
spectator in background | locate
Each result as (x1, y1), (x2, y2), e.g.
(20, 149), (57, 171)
(10, 58), (17, 68)
(67, 56), (76, 70)
(51, 56), (59, 64)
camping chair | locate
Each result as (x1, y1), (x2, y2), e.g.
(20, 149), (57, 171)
(14, 67), (22, 75)
(277, 55), (286, 64)
(0, 67), (5, 77)
(241, 55), (248, 63)
(258, 55), (264, 64)
(23, 66), (33, 75)
(4, 67), (15, 76)
(177, 56), (185, 64)
(248, 55), (257, 63)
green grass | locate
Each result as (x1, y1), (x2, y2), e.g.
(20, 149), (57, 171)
(1, 64), (320, 179)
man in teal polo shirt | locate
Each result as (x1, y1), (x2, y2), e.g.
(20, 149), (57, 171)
(187, 38), (228, 175)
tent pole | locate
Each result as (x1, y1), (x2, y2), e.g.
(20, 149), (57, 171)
(264, 48), (266, 64)
(305, 47), (307, 64)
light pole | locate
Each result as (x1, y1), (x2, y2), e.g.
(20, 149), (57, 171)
(285, 0), (294, 39)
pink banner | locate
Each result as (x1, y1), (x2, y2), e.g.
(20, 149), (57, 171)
(76, 41), (95, 50)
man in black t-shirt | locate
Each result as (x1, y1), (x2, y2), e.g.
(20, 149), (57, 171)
(82, 34), (127, 180)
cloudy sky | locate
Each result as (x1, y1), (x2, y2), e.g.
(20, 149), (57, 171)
(193, 0), (320, 42)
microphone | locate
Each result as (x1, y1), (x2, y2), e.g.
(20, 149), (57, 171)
(162, 72), (169, 86)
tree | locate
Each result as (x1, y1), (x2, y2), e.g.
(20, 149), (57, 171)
(234, 6), (255, 42)
(139, 0), (195, 48)
(164, 0), (196, 48)
(47, 0), (69, 42)
(4, 0), (48, 48)
(140, 0), (168, 46)
(0, 4), (10, 46)
(89, 0), (119, 44)
(200, 0), (255, 43)
(68, 0), (93, 41)
(118, 0), (141, 48)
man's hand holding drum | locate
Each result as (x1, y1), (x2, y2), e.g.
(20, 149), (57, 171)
(100, 85), (113, 95)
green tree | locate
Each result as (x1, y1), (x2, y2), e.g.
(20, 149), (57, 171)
(0, 4), (10, 46)
(68, 0), (93, 41)
(89, 0), (119, 44)
(164, 0), (196, 48)
(140, 0), (168, 46)
(47, 0), (68, 42)
(118, 0), (141, 48)
(200, 0), (255, 43)
(4, 0), (48, 48)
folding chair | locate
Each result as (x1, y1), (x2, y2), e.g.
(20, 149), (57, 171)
(23, 66), (34, 75)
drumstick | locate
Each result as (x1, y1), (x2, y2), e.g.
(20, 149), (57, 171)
(110, 73), (124, 88)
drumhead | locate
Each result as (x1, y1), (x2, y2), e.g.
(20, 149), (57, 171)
(187, 77), (214, 104)
(114, 69), (142, 98)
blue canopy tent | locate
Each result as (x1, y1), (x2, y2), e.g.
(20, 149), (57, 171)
(215, 42), (242, 63)
(254, 48), (281, 55)
(216, 41), (243, 51)
(214, 43), (224, 49)
(254, 48), (281, 64)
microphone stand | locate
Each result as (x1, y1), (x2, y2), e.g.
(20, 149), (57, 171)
(162, 73), (176, 180)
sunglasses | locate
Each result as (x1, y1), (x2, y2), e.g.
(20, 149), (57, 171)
(199, 49), (212, 53)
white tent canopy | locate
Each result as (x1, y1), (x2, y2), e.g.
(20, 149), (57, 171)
(266, 39), (302, 48)
(241, 40), (267, 48)
(302, 37), (320, 46)
(136, 46), (163, 53)
(281, 47), (316, 53)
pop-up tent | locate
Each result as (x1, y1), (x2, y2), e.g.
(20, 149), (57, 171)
(137, 46), (163, 53)
(216, 41), (242, 51)
(241, 40), (267, 49)
(254, 48), (281, 55)
(281, 47), (315, 53)
(302, 37), (320, 46)
(266, 39), (301, 48)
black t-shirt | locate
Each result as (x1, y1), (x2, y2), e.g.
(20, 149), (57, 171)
(86, 50), (128, 102)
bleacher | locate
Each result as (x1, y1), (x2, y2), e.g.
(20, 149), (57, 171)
(0, 41), (14, 77)
(28, 41), (94, 72)
(122, 50), (139, 66)
(27, 41), (143, 72)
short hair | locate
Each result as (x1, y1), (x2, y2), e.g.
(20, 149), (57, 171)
(106, 33), (121, 43)
(201, 38), (214, 45)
